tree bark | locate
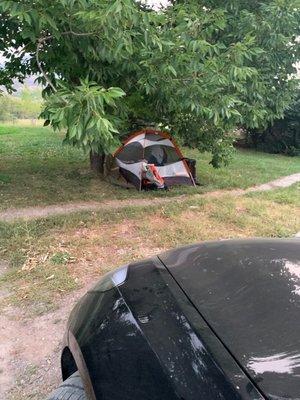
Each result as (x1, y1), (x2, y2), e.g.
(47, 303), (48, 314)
(89, 150), (105, 174)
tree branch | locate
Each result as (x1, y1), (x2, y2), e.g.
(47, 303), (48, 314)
(38, 30), (94, 44)
(36, 37), (57, 93)
(62, 30), (94, 37)
(35, 30), (94, 93)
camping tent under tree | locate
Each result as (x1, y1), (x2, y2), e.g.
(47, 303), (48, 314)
(114, 129), (196, 190)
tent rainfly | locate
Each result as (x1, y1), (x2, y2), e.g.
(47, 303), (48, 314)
(114, 129), (196, 190)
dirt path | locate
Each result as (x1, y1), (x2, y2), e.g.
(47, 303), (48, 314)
(0, 283), (93, 400)
(0, 173), (299, 223)
(246, 172), (300, 192)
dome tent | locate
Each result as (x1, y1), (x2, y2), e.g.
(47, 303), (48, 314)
(114, 129), (196, 190)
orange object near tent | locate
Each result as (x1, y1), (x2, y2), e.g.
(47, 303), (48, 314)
(142, 163), (165, 189)
(114, 129), (196, 190)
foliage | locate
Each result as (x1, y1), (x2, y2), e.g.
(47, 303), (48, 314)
(0, 86), (42, 120)
(0, 0), (299, 167)
(246, 89), (300, 156)
(41, 80), (125, 154)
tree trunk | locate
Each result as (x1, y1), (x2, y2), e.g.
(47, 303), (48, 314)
(89, 150), (105, 174)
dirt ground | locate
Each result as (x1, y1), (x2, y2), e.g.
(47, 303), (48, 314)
(0, 284), (89, 400)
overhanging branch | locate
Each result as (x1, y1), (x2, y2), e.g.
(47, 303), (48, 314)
(35, 30), (94, 93)
(36, 37), (57, 92)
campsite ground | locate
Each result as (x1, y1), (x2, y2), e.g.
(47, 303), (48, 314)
(1, 124), (300, 211)
(0, 123), (300, 399)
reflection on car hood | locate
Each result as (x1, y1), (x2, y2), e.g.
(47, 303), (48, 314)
(159, 239), (300, 400)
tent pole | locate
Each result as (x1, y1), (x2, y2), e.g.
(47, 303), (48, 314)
(140, 131), (146, 191)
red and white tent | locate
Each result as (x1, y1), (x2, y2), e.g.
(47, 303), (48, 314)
(114, 129), (195, 190)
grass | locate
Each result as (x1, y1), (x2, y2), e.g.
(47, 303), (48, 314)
(0, 123), (299, 210)
(0, 184), (299, 315)
(0, 119), (43, 128)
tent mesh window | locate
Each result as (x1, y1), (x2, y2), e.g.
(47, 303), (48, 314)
(116, 142), (144, 163)
(144, 145), (181, 165)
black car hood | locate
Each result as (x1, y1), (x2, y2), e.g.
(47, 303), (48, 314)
(159, 239), (300, 400)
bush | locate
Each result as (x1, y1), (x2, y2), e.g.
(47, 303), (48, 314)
(246, 91), (300, 156)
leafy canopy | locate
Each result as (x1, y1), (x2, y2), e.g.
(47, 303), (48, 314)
(0, 0), (299, 166)
(42, 81), (126, 153)
(246, 88), (300, 156)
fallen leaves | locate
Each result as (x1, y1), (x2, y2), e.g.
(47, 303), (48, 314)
(21, 253), (49, 272)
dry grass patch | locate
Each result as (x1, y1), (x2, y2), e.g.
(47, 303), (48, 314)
(205, 195), (299, 238)
(0, 186), (299, 315)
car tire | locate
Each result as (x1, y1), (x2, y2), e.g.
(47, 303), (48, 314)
(47, 371), (87, 400)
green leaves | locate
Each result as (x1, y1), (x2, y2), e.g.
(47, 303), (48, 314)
(1, 0), (299, 168)
(41, 80), (126, 154)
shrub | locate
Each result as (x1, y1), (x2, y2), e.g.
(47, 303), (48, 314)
(245, 90), (300, 156)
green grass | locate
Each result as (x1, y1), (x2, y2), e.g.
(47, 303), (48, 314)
(0, 124), (299, 210)
(189, 148), (300, 190)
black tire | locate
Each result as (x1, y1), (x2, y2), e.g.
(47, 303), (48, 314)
(47, 371), (87, 400)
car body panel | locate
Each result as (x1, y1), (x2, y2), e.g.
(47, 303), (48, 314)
(159, 239), (300, 400)
(68, 285), (179, 400)
(120, 258), (264, 400)
(67, 256), (265, 400)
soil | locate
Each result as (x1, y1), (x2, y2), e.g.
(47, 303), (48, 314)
(0, 284), (92, 400)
